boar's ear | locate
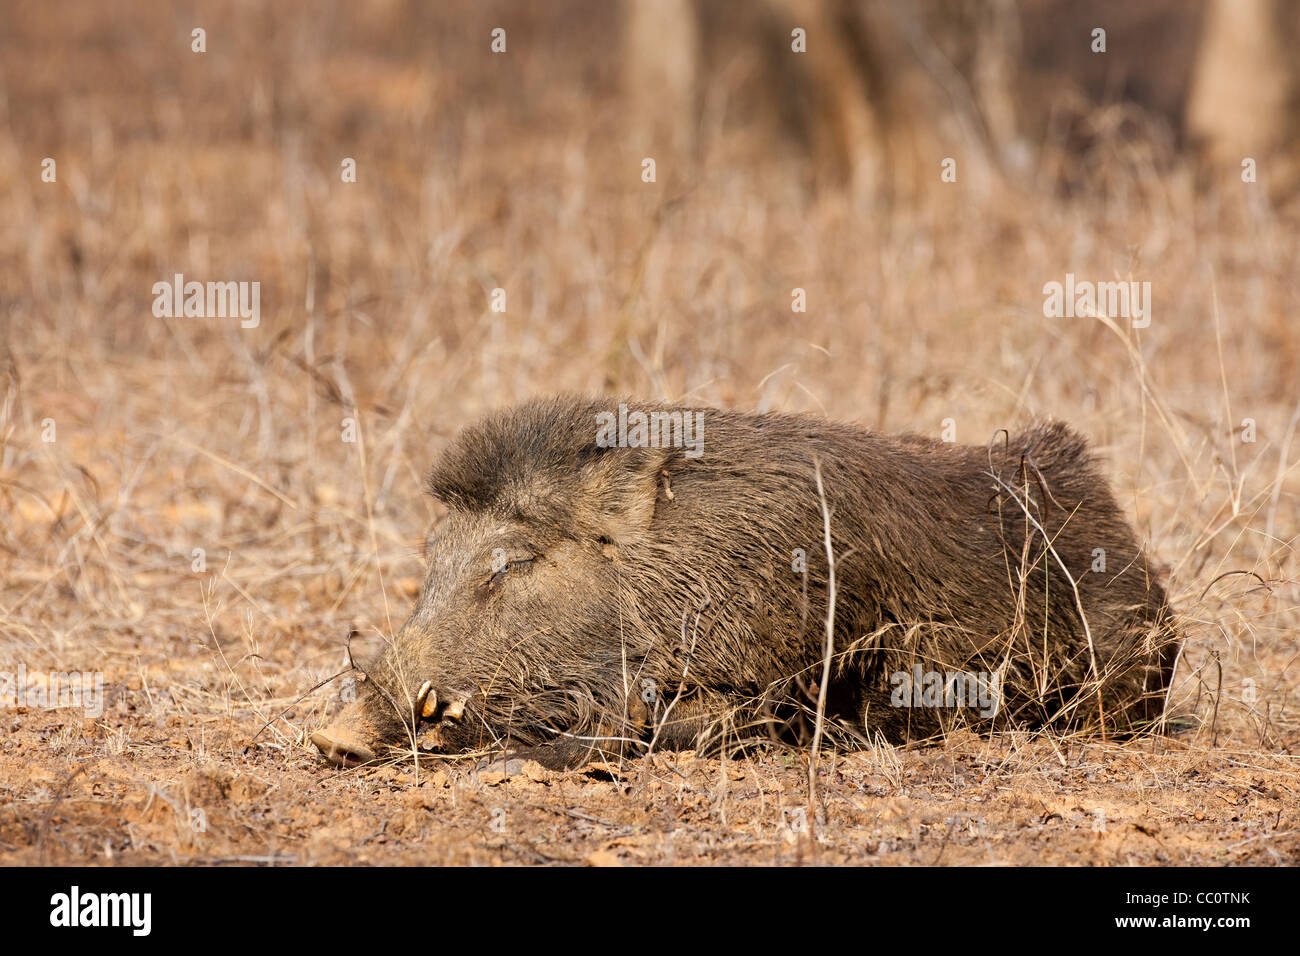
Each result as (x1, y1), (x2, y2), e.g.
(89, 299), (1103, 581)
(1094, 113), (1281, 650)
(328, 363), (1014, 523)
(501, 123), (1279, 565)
(581, 444), (677, 546)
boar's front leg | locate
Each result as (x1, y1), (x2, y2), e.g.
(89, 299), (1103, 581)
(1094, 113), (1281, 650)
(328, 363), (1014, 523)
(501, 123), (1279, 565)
(480, 687), (740, 771)
(481, 737), (616, 773)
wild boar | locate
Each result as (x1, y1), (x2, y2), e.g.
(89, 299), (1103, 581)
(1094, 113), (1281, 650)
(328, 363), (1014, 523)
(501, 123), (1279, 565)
(311, 395), (1177, 769)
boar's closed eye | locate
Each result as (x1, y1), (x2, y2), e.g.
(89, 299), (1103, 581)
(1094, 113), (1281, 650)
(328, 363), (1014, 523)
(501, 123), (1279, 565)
(487, 556), (535, 588)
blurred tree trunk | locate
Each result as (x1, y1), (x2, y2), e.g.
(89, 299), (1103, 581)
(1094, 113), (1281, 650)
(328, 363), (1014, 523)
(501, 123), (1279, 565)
(621, 0), (1023, 200)
(1186, 0), (1300, 187)
(622, 0), (699, 187)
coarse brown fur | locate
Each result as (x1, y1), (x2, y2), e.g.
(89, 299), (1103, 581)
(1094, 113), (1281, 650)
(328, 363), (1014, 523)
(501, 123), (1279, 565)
(312, 395), (1178, 769)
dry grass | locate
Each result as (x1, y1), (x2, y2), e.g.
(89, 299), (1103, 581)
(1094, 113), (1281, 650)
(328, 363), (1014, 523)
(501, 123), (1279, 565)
(0, 0), (1296, 865)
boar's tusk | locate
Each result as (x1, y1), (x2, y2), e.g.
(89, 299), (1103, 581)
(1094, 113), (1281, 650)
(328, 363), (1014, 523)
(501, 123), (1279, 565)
(443, 697), (466, 722)
(415, 681), (437, 720)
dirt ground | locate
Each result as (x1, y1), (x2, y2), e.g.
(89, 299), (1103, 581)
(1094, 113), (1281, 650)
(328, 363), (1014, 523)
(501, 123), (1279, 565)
(1, 1), (1297, 866)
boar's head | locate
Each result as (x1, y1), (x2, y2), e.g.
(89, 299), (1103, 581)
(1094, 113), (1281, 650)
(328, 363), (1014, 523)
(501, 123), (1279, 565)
(312, 397), (685, 768)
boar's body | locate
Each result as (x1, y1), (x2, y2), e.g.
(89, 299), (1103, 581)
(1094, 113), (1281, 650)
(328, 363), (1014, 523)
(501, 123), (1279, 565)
(313, 396), (1176, 769)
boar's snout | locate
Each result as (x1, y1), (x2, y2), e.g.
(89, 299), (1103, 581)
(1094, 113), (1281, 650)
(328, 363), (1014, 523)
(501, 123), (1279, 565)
(311, 712), (378, 768)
